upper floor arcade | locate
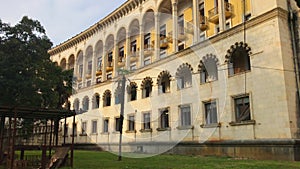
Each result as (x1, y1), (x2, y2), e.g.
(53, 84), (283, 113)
(49, 0), (287, 90)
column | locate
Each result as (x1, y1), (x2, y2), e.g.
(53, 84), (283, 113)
(113, 40), (118, 77)
(172, 1), (178, 53)
(82, 51), (86, 87)
(193, 0), (200, 44)
(91, 50), (97, 85)
(139, 24), (145, 67)
(102, 45), (107, 81)
(218, 0), (226, 32)
(125, 32), (131, 70)
(154, 13), (160, 60)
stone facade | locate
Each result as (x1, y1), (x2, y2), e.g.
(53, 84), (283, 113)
(49, 0), (300, 160)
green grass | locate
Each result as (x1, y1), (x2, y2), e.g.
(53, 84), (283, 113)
(61, 151), (300, 169)
(1, 150), (300, 169)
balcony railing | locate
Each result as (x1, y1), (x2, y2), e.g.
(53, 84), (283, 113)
(160, 36), (169, 49)
(208, 2), (233, 24)
(106, 61), (113, 72)
(199, 15), (208, 31)
(144, 45), (154, 57)
(118, 56), (125, 67)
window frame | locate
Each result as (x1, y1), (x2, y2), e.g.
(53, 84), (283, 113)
(157, 108), (170, 131)
(178, 104), (192, 129)
(91, 120), (98, 134)
(103, 118), (109, 133)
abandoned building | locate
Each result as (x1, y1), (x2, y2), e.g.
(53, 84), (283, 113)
(48, 0), (300, 160)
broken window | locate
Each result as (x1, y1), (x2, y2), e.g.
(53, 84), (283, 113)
(142, 77), (153, 98)
(229, 46), (251, 75)
(176, 64), (192, 89)
(103, 90), (111, 107)
(234, 95), (251, 122)
(128, 82), (137, 101)
(199, 56), (218, 83)
(204, 101), (218, 124)
(159, 108), (170, 129)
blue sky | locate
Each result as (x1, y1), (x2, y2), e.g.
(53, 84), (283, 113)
(0, 0), (127, 46)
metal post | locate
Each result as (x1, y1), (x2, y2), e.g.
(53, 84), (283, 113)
(0, 115), (5, 164)
(71, 115), (75, 167)
(49, 120), (53, 159)
(118, 75), (126, 161)
(64, 117), (67, 145)
(10, 112), (17, 169)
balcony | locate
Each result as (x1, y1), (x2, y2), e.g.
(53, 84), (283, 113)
(118, 57), (125, 67)
(185, 21), (194, 34)
(96, 69), (102, 76)
(208, 2), (233, 24)
(144, 45), (154, 57)
(85, 73), (92, 79)
(199, 15), (208, 31)
(106, 62), (113, 72)
(160, 36), (169, 49)
(129, 51), (139, 62)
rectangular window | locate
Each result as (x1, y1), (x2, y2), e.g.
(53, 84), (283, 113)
(131, 40), (137, 52)
(87, 61), (92, 75)
(115, 117), (121, 132)
(128, 115), (135, 131)
(178, 15), (184, 35)
(144, 57), (151, 65)
(103, 119), (109, 133)
(144, 33), (151, 49)
(119, 46), (125, 58)
(108, 52), (113, 62)
(92, 120), (97, 134)
(160, 24), (166, 38)
(178, 43), (185, 51)
(160, 109), (169, 129)
(79, 64), (83, 78)
(97, 57), (102, 70)
(180, 105), (191, 126)
(107, 72), (112, 80)
(82, 122), (87, 134)
(234, 95), (251, 122)
(204, 101), (218, 124)
(130, 63), (137, 71)
(143, 113), (151, 129)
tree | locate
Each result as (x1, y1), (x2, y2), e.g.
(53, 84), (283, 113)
(0, 16), (73, 137)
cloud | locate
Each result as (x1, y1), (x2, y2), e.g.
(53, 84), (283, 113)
(0, 0), (127, 46)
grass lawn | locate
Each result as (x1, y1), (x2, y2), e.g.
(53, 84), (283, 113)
(59, 150), (300, 169)
(1, 150), (299, 169)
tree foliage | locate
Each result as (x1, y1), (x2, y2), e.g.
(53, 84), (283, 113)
(0, 16), (72, 109)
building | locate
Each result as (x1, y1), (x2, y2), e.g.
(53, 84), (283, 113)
(49, 0), (300, 160)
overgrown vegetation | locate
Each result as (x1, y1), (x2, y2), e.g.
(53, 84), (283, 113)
(57, 151), (300, 169)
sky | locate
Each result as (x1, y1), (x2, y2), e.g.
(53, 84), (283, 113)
(0, 0), (127, 46)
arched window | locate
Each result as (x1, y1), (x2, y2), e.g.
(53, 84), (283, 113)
(141, 77), (153, 98)
(82, 96), (89, 112)
(128, 82), (138, 101)
(157, 71), (171, 94)
(92, 93), (100, 109)
(73, 99), (80, 114)
(199, 54), (219, 83)
(225, 42), (251, 75)
(103, 90), (112, 107)
(176, 63), (193, 89)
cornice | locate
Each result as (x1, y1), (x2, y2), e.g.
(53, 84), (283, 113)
(48, 0), (148, 56)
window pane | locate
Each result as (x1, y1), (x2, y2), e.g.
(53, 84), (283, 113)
(181, 106), (191, 126)
(104, 119), (109, 133)
(205, 101), (217, 124)
(235, 96), (251, 122)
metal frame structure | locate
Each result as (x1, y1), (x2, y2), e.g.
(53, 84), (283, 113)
(0, 106), (76, 169)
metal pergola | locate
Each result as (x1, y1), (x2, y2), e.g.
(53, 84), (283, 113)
(0, 106), (76, 169)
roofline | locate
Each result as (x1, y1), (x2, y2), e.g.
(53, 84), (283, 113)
(48, 0), (147, 56)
